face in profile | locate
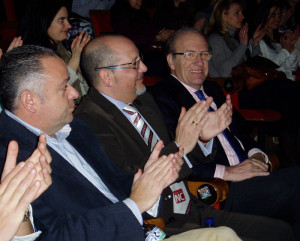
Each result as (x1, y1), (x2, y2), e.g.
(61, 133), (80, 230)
(223, 3), (244, 30)
(37, 57), (79, 136)
(168, 32), (210, 90)
(128, 0), (143, 10)
(47, 7), (72, 43)
(108, 37), (147, 103)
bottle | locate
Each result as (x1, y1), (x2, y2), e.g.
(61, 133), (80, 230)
(205, 217), (215, 227)
(144, 223), (167, 241)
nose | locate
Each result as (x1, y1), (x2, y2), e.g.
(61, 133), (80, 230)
(139, 60), (148, 73)
(195, 54), (204, 66)
(65, 20), (72, 30)
(241, 13), (245, 20)
(68, 83), (79, 100)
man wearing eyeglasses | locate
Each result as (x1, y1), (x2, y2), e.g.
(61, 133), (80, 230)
(149, 27), (300, 238)
(74, 34), (297, 240)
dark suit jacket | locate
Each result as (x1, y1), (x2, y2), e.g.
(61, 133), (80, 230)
(148, 75), (258, 177)
(0, 112), (144, 241)
(74, 86), (192, 178)
(74, 87), (209, 227)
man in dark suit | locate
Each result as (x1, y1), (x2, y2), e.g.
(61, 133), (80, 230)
(148, 27), (300, 239)
(0, 45), (189, 241)
(74, 34), (296, 241)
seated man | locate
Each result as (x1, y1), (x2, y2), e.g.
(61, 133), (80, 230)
(74, 34), (295, 241)
(0, 45), (248, 241)
(148, 27), (300, 238)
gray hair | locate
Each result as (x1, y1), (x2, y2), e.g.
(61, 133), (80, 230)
(0, 45), (58, 111)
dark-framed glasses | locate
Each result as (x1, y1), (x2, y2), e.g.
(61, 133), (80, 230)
(172, 51), (212, 61)
(95, 55), (143, 71)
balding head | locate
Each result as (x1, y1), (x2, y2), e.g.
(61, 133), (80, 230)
(81, 35), (122, 87)
(81, 35), (147, 103)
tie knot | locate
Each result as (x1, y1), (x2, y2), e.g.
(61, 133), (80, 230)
(194, 90), (206, 101)
(123, 104), (137, 115)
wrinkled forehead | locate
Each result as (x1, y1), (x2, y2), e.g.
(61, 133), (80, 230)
(174, 32), (209, 52)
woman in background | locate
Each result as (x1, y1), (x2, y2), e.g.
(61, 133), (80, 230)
(18, 0), (90, 100)
(252, 0), (299, 80)
(206, 0), (300, 167)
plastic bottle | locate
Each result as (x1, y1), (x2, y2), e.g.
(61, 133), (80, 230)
(205, 217), (215, 227)
(144, 224), (167, 240)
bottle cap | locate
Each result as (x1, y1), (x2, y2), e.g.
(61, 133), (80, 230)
(205, 217), (215, 226)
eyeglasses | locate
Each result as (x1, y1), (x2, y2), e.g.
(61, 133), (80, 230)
(95, 55), (143, 71)
(172, 51), (212, 61)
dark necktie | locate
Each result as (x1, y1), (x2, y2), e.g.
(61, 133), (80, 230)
(194, 90), (247, 162)
(123, 104), (158, 151)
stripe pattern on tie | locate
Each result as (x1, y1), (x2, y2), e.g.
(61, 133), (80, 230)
(194, 90), (248, 162)
(123, 104), (158, 151)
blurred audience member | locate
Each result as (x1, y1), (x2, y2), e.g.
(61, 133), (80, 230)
(206, 0), (300, 167)
(18, 0), (90, 100)
(111, 0), (173, 53)
(252, 0), (299, 80)
(72, 0), (115, 18)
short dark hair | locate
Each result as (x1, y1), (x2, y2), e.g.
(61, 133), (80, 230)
(80, 34), (120, 87)
(165, 27), (204, 55)
(0, 45), (58, 111)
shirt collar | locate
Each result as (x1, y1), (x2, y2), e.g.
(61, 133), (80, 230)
(100, 92), (131, 110)
(171, 74), (204, 97)
(5, 109), (71, 143)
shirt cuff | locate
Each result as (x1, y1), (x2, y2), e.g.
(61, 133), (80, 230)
(248, 148), (269, 163)
(214, 164), (225, 178)
(12, 205), (42, 241)
(123, 198), (143, 225)
(146, 196), (160, 218)
(198, 138), (213, 156)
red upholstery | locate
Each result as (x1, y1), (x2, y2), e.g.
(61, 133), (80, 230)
(3, 0), (16, 21)
(223, 88), (281, 122)
(89, 10), (113, 36)
(143, 76), (162, 86)
(0, 0), (18, 41)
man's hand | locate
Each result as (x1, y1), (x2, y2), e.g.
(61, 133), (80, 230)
(223, 159), (269, 182)
(175, 99), (212, 154)
(200, 94), (232, 141)
(130, 141), (181, 213)
(0, 138), (52, 241)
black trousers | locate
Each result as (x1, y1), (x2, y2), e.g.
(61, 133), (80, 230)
(223, 165), (300, 240)
(163, 188), (296, 241)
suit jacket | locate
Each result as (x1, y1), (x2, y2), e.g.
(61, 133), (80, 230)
(0, 112), (144, 241)
(148, 75), (258, 177)
(74, 87), (208, 226)
(74, 86), (192, 178)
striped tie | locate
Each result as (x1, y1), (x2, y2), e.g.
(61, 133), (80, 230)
(123, 104), (158, 151)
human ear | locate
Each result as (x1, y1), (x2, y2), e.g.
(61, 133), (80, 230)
(99, 69), (113, 87)
(167, 54), (176, 71)
(19, 91), (38, 113)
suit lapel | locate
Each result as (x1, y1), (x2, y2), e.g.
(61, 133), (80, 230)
(87, 87), (152, 154)
(68, 118), (132, 200)
(165, 75), (197, 110)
